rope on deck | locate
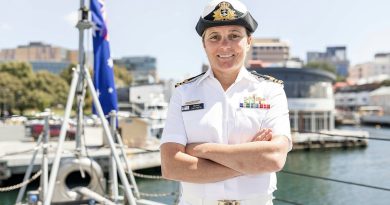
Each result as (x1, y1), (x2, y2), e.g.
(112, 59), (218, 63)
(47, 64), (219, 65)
(0, 144), (44, 159)
(139, 191), (178, 197)
(0, 170), (42, 192)
(118, 184), (178, 198)
(132, 171), (165, 180)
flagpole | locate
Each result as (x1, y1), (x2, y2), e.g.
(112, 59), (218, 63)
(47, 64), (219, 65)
(75, 0), (90, 156)
(89, 0), (137, 203)
(43, 1), (92, 204)
(44, 0), (138, 204)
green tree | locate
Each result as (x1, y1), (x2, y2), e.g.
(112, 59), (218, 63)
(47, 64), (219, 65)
(59, 64), (95, 111)
(33, 71), (69, 110)
(0, 61), (131, 114)
(0, 72), (23, 116)
(336, 75), (347, 82)
(381, 79), (390, 86)
(59, 63), (77, 85)
(15, 89), (33, 115)
(0, 61), (34, 79)
(114, 65), (132, 86)
(304, 62), (337, 74)
(0, 62), (37, 114)
(61, 63), (132, 86)
(19, 90), (53, 112)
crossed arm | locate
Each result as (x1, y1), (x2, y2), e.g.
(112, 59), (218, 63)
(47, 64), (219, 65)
(161, 129), (290, 183)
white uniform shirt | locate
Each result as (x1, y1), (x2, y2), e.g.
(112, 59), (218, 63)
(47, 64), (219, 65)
(161, 67), (291, 200)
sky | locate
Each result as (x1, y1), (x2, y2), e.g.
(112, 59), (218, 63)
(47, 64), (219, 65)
(0, 0), (389, 80)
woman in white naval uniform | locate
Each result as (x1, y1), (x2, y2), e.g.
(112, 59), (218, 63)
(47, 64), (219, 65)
(160, 0), (292, 204)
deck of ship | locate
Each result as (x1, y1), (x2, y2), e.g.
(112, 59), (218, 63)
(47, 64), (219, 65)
(0, 125), (161, 182)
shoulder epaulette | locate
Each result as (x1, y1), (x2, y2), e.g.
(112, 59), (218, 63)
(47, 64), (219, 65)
(175, 72), (206, 88)
(250, 71), (284, 85)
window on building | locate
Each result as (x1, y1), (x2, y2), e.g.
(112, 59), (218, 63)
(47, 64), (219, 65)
(289, 116), (294, 130)
(299, 112), (312, 132)
(315, 112), (325, 131)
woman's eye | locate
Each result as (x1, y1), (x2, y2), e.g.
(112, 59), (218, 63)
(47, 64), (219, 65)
(209, 35), (220, 40)
(230, 34), (241, 39)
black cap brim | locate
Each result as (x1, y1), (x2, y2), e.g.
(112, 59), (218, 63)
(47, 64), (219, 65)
(195, 12), (258, 36)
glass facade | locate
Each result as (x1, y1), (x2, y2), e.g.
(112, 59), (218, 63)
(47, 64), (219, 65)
(290, 111), (332, 132)
(284, 81), (333, 98)
(30, 61), (71, 74)
(114, 56), (157, 84)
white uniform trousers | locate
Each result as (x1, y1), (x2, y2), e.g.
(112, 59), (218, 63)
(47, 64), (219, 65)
(181, 193), (274, 205)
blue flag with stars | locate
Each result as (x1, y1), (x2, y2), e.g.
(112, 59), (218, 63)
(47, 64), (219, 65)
(91, 0), (118, 118)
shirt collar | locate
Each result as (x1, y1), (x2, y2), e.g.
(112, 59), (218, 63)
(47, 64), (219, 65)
(196, 67), (214, 85)
(235, 66), (259, 83)
(196, 66), (259, 86)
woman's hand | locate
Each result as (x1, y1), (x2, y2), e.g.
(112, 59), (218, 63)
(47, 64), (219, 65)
(185, 143), (205, 157)
(251, 128), (272, 142)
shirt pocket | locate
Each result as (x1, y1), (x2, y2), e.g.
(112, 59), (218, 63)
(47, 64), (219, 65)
(232, 108), (270, 143)
(182, 108), (221, 143)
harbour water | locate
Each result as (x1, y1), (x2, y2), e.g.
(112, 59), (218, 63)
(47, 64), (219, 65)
(1, 125), (389, 205)
(139, 125), (390, 205)
(276, 125), (390, 205)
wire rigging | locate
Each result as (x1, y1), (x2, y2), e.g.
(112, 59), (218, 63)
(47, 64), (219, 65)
(280, 170), (390, 192)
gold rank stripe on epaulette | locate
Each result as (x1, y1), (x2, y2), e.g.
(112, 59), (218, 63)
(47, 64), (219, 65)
(175, 72), (206, 88)
(250, 71), (284, 85)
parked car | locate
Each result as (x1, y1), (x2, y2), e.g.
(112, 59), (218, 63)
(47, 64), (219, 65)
(29, 123), (76, 140)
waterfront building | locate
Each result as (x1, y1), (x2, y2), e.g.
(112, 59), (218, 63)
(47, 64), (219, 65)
(249, 67), (335, 132)
(334, 83), (381, 112)
(246, 38), (290, 67)
(307, 46), (350, 77)
(247, 67), (370, 149)
(0, 41), (78, 74)
(348, 53), (390, 85)
(114, 56), (157, 84)
(369, 86), (390, 114)
(117, 83), (168, 139)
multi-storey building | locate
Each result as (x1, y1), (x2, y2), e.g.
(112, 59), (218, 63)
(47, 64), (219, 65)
(307, 46), (350, 77)
(0, 42), (78, 74)
(114, 56), (157, 84)
(348, 53), (390, 85)
(334, 83), (381, 111)
(246, 38), (289, 67)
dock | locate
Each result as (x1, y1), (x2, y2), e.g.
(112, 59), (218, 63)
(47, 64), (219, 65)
(360, 115), (390, 126)
(0, 125), (161, 182)
(292, 129), (369, 150)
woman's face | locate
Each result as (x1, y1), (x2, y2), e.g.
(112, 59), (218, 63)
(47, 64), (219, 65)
(203, 25), (251, 74)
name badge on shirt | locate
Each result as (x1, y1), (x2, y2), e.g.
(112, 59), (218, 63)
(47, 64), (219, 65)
(181, 103), (204, 112)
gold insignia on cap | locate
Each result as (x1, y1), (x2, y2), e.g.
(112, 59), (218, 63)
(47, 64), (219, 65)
(213, 2), (237, 21)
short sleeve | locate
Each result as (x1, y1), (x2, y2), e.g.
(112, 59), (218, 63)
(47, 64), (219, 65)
(160, 88), (188, 146)
(264, 84), (292, 151)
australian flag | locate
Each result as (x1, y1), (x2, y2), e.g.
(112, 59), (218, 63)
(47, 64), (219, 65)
(91, 0), (118, 118)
